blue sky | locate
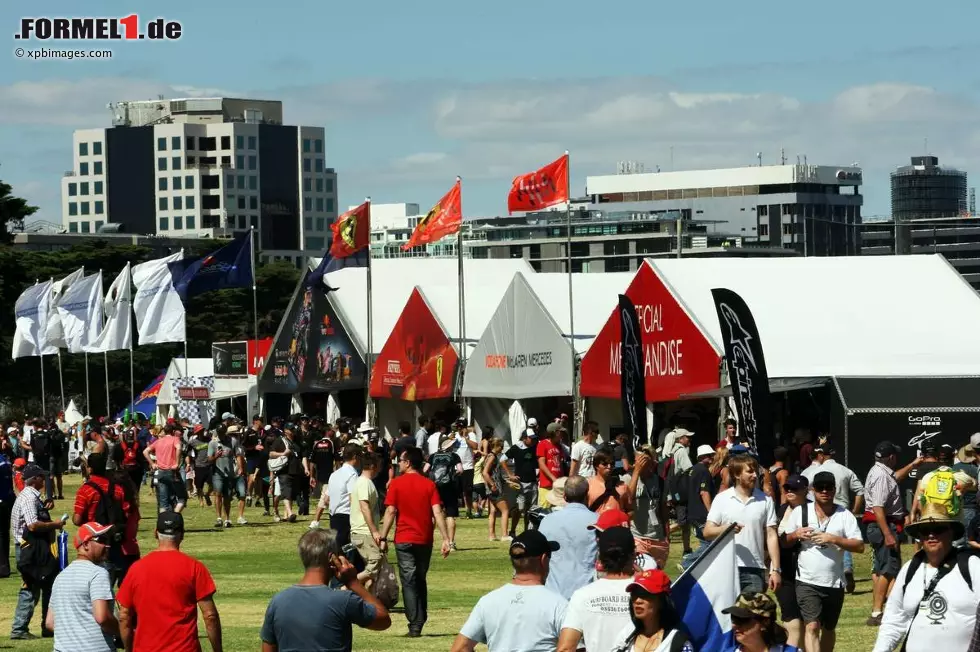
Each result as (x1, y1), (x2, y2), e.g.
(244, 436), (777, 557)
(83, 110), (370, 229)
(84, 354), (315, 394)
(2, 0), (979, 224)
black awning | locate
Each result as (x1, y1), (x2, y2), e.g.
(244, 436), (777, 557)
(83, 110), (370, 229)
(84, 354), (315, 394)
(834, 376), (980, 412)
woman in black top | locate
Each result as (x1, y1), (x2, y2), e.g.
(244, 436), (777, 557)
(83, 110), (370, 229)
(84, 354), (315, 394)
(774, 473), (808, 650)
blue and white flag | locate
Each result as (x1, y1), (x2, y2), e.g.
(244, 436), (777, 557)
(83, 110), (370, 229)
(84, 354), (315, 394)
(134, 251), (185, 345)
(11, 280), (53, 359)
(57, 272), (103, 353)
(672, 524), (740, 651)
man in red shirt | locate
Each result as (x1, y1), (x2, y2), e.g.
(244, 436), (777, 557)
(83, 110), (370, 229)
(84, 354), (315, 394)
(72, 452), (130, 586)
(717, 418), (738, 449)
(537, 422), (566, 508)
(117, 511), (222, 652)
(379, 446), (452, 638)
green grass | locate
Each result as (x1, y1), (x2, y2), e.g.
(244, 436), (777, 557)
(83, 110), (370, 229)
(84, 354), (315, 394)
(0, 476), (882, 650)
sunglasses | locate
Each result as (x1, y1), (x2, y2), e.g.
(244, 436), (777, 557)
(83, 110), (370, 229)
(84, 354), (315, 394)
(918, 525), (952, 538)
(813, 485), (835, 493)
(730, 615), (756, 627)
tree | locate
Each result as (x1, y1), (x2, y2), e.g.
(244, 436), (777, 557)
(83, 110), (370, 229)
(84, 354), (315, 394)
(0, 180), (38, 243)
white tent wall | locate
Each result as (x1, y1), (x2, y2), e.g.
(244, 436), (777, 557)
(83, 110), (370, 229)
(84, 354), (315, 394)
(470, 397), (525, 445)
(585, 397), (656, 445)
(377, 398), (416, 441)
(326, 392), (341, 424)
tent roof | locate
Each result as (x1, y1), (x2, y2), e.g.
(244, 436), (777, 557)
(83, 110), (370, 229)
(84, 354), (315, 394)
(649, 254), (980, 378)
(319, 258), (536, 356)
(157, 357), (253, 404)
(834, 376), (980, 411)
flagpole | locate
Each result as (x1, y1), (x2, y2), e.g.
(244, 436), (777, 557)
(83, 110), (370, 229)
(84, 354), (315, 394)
(127, 263), (135, 418)
(564, 151), (579, 432)
(39, 353), (46, 418)
(85, 353), (90, 414)
(250, 226), (259, 347)
(365, 197), (374, 423)
(57, 351), (65, 412)
(456, 177), (466, 402)
(180, 248), (189, 378)
(104, 351), (110, 417)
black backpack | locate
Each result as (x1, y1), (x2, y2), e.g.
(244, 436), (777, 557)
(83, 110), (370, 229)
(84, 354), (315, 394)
(85, 480), (126, 545)
(429, 451), (456, 487)
(30, 430), (50, 460)
(667, 463), (692, 506)
(902, 547), (976, 594)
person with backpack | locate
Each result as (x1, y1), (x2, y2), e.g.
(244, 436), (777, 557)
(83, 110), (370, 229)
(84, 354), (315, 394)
(72, 453), (130, 587)
(912, 444), (977, 523)
(874, 503), (980, 652)
(118, 427), (144, 491)
(427, 435), (464, 551)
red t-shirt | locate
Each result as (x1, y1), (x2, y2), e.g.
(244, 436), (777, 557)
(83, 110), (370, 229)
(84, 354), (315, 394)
(74, 476), (130, 525)
(384, 472), (441, 545)
(117, 549), (217, 652)
(536, 439), (563, 489)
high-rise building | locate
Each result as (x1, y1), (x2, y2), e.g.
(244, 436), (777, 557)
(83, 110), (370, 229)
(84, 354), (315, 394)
(60, 97), (338, 264)
(890, 155), (967, 221)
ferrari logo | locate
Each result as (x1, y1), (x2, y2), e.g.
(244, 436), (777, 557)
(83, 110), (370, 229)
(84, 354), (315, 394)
(418, 202), (439, 233)
(340, 214), (358, 249)
(436, 355), (444, 388)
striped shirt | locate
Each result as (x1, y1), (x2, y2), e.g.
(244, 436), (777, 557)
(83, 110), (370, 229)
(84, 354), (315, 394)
(50, 560), (114, 652)
(864, 461), (905, 519)
(11, 485), (40, 541)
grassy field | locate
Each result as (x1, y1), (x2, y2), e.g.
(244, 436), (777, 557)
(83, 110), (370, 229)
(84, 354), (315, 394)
(0, 475), (883, 651)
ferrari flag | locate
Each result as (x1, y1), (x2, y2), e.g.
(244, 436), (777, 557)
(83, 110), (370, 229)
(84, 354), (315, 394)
(329, 200), (371, 259)
(402, 179), (462, 250)
(507, 153), (569, 214)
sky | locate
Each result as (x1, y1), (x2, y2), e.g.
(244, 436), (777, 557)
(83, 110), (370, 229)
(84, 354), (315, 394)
(2, 0), (980, 225)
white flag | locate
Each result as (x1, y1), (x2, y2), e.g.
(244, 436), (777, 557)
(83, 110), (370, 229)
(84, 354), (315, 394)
(57, 272), (104, 354)
(86, 264), (133, 353)
(42, 267), (85, 353)
(133, 251), (185, 345)
(12, 280), (53, 359)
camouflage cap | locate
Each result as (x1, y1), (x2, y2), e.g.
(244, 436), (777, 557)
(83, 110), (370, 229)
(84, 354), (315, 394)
(722, 591), (777, 620)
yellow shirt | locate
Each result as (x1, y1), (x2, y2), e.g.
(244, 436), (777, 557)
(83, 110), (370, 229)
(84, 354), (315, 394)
(349, 475), (378, 536)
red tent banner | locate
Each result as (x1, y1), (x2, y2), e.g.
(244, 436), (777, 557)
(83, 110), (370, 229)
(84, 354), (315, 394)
(507, 153), (569, 214)
(579, 262), (722, 402)
(370, 288), (458, 401)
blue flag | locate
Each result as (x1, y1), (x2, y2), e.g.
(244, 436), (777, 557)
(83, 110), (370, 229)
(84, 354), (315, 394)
(170, 232), (254, 301)
(306, 239), (367, 291)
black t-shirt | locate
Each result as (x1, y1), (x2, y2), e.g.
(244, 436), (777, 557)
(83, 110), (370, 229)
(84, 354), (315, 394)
(309, 438), (335, 483)
(272, 436), (305, 476)
(505, 444), (538, 484)
(373, 440), (391, 494)
(686, 462), (714, 524)
(242, 428), (263, 460)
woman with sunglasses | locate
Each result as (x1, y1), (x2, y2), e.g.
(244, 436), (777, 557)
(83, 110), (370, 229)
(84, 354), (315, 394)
(610, 569), (693, 652)
(875, 503), (980, 652)
(721, 591), (798, 652)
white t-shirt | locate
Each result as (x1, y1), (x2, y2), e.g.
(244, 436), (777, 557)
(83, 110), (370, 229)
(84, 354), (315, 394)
(872, 554), (980, 652)
(427, 432), (441, 457)
(571, 440), (597, 478)
(609, 624), (694, 652)
(21, 430), (33, 462)
(455, 432), (479, 471)
(460, 583), (568, 652)
(781, 503), (862, 588)
(802, 459), (864, 509)
(706, 487), (777, 570)
(562, 577), (632, 652)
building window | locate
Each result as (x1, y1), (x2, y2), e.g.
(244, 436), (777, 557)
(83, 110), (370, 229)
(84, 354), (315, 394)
(159, 217), (168, 230)
(248, 155), (257, 170)
(248, 176), (257, 190)
(95, 201), (104, 214)
(69, 222), (78, 233)
(315, 158), (324, 172)
(221, 155), (231, 167)
(326, 178), (334, 192)
(159, 197), (168, 211)
(236, 135), (244, 149)
(221, 135), (231, 150)
(316, 197), (324, 212)
(93, 141), (102, 155)
(93, 161), (103, 175)
(157, 137), (166, 151)
(94, 181), (103, 194)
(174, 216), (183, 230)
(304, 216), (314, 230)
(202, 195), (219, 209)
(79, 142), (88, 156)
(226, 175), (234, 188)
(238, 196), (246, 210)
(68, 202), (77, 216)
(186, 156), (195, 166)
(173, 176), (182, 190)
(303, 139), (311, 153)
(326, 198), (334, 212)
(236, 155), (245, 169)
(81, 222), (90, 233)
(185, 175), (194, 189)
(201, 175), (219, 190)
(80, 182), (89, 195)
(186, 196), (195, 209)
(307, 236), (324, 250)
(158, 158), (166, 171)
(187, 136), (196, 150)
(94, 220), (104, 231)
(303, 178), (312, 192)
(79, 162), (89, 176)
(68, 183), (77, 196)
(80, 202), (90, 215)
(172, 156), (181, 170)
(314, 178), (323, 193)
(302, 159), (311, 172)
(250, 215), (258, 229)
(249, 196), (258, 210)
(315, 217), (325, 231)
(314, 139), (323, 154)
(186, 215), (196, 229)
(174, 197), (183, 210)
(171, 136), (181, 150)
(235, 174), (244, 188)
(304, 197), (312, 212)
(247, 136), (256, 150)
(759, 223), (769, 236)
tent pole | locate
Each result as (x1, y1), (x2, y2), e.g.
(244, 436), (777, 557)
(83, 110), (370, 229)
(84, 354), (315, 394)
(57, 350), (66, 412)
(85, 352), (90, 414)
(104, 352), (110, 417)
(365, 197), (374, 423)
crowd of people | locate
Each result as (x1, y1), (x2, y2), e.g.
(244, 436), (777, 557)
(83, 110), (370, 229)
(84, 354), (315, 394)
(4, 409), (980, 650)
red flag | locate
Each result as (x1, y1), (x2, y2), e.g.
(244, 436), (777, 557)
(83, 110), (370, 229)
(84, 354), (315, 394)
(507, 153), (569, 214)
(402, 179), (463, 251)
(329, 200), (370, 258)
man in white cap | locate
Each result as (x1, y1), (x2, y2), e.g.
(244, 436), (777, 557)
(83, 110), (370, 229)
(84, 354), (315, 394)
(46, 522), (118, 651)
(524, 418), (539, 447)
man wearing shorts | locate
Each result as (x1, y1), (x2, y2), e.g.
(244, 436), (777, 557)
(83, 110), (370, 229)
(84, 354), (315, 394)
(186, 425), (213, 508)
(783, 471), (864, 652)
(144, 424), (186, 513)
(209, 424), (248, 528)
(452, 420), (479, 519)
(505, 429), (539, 533)
(536, 423), (565, 508)
(269, 423), (309, 523)
(429, 436), (463, 550)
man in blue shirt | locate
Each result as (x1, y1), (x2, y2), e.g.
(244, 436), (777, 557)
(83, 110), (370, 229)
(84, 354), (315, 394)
(537, 476), (598, 599)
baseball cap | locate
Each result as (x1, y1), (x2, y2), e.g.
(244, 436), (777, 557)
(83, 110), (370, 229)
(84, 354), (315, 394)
(588, 509), (630, 532)
(597, 525), (636, 555)
(21, 463), (48, 481)
(509, 530), (560, 558)
(523, 427), (537, 439)
(783, 474), (809, 492)
(722, 591), (778, 620)
(527, 418), (538, 427)
(626, 569), (671, 595)
(156, 511), (185, 536)
(74, 522), (113, 549)
(695, 444), (715, 459)
(971, 433), (980, 450)
(546, 422), (560, 435)
(812, 471), (837, 491)
(221, 412), (236, 421)
(875, 441), (901, 459)
(673, 427), (693, 439)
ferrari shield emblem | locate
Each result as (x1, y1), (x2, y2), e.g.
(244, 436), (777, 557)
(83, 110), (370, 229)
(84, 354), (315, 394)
(436, 355), (444, 388)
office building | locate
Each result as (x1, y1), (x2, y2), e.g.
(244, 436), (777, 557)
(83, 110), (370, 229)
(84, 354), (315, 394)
(891, 156), (967, 221)
(60, 97), (338, 264)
